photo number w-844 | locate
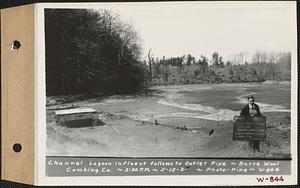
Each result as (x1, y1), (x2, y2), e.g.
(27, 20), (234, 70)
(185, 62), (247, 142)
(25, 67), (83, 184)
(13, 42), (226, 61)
(256, 176), (284, 183)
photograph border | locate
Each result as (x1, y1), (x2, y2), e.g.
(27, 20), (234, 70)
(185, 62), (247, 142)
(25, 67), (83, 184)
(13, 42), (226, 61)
(36, 1), (298, 186)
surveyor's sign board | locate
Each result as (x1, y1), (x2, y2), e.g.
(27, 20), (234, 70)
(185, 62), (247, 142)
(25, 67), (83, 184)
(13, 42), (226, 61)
(233, 116), (266, 141)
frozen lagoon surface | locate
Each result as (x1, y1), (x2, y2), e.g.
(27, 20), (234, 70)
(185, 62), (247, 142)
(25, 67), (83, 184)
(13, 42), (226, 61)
(152, 82), (290, 121)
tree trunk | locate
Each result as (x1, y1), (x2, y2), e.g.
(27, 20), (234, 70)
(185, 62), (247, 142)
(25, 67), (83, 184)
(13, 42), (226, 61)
(60, 30), (67, 95)
(148, 49), (153, 80)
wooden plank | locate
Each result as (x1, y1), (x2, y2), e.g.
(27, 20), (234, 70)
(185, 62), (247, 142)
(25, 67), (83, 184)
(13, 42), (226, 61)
(55, 107), (97, 116)
(232, 116), (266, 141)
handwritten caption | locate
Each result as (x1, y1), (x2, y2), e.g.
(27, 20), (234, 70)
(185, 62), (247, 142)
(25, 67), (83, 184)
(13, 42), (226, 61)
(46, 157), (290, 176)
(256, 176), (285, 183)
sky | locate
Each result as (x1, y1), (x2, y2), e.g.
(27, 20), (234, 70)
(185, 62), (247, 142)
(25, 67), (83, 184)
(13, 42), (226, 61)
(93, 1), (296, 61)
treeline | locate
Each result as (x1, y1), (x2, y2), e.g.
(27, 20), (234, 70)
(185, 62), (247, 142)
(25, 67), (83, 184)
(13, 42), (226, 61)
(149, 51), (291, 85)
(45, 9), (148, 96)
(45, 9), (291, 97)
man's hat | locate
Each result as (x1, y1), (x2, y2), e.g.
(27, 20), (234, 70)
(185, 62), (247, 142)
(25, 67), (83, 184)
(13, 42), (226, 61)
(247, 95), (255, 101)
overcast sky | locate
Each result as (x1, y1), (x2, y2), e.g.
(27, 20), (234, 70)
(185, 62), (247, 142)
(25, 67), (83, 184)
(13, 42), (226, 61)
(94, 1), (296, 61)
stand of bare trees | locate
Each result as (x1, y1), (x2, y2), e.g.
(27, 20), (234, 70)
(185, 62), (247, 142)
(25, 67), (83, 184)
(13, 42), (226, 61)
(45, 9), (147, 96)
(149, 51), (291, 85)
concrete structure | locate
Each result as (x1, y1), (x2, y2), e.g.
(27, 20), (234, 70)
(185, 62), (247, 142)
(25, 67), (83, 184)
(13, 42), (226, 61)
(55, 107), (98, 128)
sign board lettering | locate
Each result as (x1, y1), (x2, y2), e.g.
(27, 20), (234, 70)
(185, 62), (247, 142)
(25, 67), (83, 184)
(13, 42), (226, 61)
(233, 116), (266, 141)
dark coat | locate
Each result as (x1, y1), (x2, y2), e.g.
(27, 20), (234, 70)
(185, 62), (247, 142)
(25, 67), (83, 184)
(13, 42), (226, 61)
(240, 103), (262, 117)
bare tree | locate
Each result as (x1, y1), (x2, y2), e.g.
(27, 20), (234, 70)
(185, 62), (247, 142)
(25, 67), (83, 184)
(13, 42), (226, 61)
(148, 48), (154, 78)
(98, 9), (119, 33)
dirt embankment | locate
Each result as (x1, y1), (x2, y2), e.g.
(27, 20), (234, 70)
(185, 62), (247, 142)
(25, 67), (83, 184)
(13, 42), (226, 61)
(47, 104), (290, 158)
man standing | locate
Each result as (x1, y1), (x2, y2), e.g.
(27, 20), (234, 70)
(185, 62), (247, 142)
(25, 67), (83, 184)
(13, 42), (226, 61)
(240, 96), (262, 152)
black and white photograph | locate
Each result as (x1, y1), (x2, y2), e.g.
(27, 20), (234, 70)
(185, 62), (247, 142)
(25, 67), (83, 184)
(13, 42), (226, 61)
(44, 2), (295, 160)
